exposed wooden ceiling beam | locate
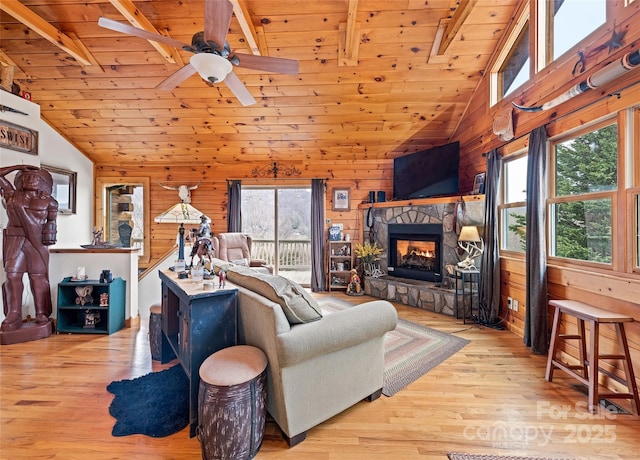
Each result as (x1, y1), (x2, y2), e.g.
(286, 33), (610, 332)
(0, 0), (93, 66)
(428, 19), (449, 64)
(68, 32), (104, 73)
(108, 0), (177, 64)
(344, 0), (359, 58)
(230, 0), (264, 56)
(338, 0), (359, 66)
(438, 0), (477, 55)
(0, 50), (19, 68)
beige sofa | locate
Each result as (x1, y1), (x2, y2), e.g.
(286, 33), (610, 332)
(214, 260), (397, 446)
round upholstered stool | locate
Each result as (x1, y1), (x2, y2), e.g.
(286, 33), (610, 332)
(198, 345), (268, 460)
(148, 304), (162, 361)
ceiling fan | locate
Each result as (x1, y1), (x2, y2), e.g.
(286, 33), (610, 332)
(98, 0), (298, 106)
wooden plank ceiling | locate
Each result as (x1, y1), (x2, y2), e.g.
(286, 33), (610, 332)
(0, 0), (519, 166)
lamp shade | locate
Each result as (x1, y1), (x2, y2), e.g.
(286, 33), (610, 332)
(154, 202), (204, 224)
(459, 225), (481, 242)
(190, 53), (232, 83)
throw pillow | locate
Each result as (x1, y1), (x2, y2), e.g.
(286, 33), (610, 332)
(210, 258), (232, 274)
(226, 268), (322, 324)
(230, 258), (249, 266)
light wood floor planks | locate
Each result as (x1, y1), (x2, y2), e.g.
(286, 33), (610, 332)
(1, 293), (639, 459)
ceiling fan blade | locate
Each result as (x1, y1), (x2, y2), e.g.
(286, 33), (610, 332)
(98, 17), (188, 50)
(156, 64), (197, 90)
(224, 71), (257, 106)
(234, 53), (299, 75)
(204, 0), (233, 49)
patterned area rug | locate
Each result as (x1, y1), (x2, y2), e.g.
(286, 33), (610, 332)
(320, 297), (469, 396)
(448, 454), (573, 460)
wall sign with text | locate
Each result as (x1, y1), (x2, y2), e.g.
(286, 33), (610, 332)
(0, 119), (38, 155)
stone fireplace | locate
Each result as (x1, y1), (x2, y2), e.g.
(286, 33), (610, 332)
(361, 198), (484, 316)
(388, 223), (443, 282)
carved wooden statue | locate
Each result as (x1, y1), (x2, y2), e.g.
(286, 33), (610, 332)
(0, 165), (58, 335)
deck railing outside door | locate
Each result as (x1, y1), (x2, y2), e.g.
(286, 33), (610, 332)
(252, 239), (312, 285)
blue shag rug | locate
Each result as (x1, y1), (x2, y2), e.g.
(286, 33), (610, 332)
(107, 365), (189, 437)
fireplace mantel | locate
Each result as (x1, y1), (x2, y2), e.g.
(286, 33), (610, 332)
(357, 194), (484, 210)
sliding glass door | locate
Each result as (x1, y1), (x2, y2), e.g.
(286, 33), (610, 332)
(241, 186), (311, 286)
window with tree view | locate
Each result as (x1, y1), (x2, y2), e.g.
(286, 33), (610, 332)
(550, 123), (617, 263)
(501, 154), (528, 253)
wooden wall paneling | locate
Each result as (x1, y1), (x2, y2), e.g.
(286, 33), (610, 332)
(499, 257), (526, 335)
(545, 266), (640, 397)
(547, 266), (640, 310)
(96, 159), (393, 268)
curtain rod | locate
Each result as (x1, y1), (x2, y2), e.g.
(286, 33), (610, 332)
(543, 78), (639, 128)
(489, 78), (640, 155)
(225, 178), (329, 182)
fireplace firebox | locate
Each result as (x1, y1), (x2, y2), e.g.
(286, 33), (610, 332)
(388, 223), (443, 282)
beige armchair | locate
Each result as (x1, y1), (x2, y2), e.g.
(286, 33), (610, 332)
(213, 232), (272, 272)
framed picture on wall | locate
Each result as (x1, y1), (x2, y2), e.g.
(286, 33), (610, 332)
(42, 165), (77, 214)
(472, 172), (486, 195)
(332, 188), (350, 211)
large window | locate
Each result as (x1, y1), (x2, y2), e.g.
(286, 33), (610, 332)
(241, 186), (312, 286)
(549, 122), (618, 264)
(549, 0), (606, 62)
(500, 154), (528, 253)
(501, 21), (530, 99)
(491, 6), (530, 104)
(490, 0), (612, 103)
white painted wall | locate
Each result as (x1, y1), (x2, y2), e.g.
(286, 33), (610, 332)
(1, 91), (94, 324)
(137, 248), (178, 319)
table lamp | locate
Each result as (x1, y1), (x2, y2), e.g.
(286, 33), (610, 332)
(457, 225), (484, 270)
(154, 202), (204, 270)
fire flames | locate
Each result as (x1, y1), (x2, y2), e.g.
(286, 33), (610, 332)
(397, 240), (437, 271)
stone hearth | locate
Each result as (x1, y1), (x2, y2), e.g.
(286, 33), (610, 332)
(364, 276), (456, 315)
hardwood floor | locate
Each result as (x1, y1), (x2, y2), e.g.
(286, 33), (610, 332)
(1, 293), (638, 459)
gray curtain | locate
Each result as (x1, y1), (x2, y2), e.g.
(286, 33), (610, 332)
(311, 179), (326, 292)
(479, 149), (501, 324)
(524, 126), (549, 354)
(227, 180), (242, 232)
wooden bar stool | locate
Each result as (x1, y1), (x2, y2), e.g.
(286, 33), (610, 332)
(546, 299), (639, 414)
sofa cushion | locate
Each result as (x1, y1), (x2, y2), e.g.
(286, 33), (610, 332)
(226, 267), (322, 324)
(210, 257), (233, 273)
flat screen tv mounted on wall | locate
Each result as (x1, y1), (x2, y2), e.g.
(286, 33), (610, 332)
(393, 141), (460, 200)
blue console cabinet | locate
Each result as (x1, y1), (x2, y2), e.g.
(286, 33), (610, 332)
(158, 269), (238, 437)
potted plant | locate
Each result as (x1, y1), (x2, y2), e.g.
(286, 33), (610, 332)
(354, 241), (383, 277)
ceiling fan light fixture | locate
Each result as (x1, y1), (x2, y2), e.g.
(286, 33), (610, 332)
(190, 53), (232, 83)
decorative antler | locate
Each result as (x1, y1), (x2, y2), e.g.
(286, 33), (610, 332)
(157, 182), (201, 203)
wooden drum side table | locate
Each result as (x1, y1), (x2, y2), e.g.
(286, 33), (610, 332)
(198, 345), (268, 460)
